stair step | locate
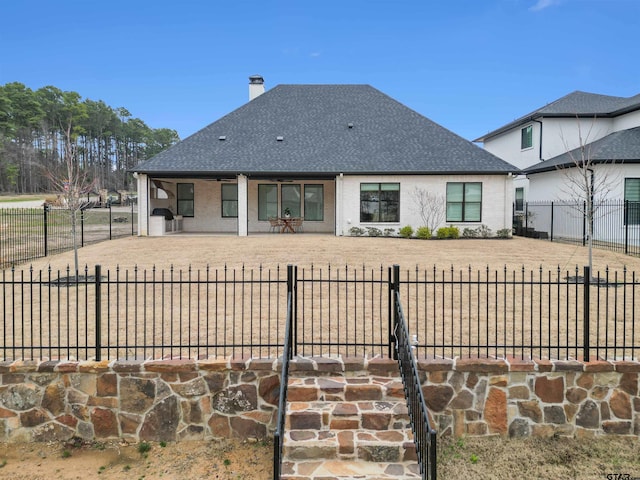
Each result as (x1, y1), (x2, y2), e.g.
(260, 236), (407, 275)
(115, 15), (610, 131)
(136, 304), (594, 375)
(281, 459), (421, 479)
(283, 429), (416, 461)
(287, 376), (405, 403)
(286, 400), (410, 432)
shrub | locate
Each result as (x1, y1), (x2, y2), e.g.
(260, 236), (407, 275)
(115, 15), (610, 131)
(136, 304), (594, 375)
(437, 226), (460, 239)
(399, 225), (414, 238)
(383, 228), (396, 237)
(477, 224), (492, 238)
(349, 226), (365, 236)
(462, 227), (479, 238)
(415, 226), (432, 239)
(496, 228), (512, 238)
(365, 227), (382, 237)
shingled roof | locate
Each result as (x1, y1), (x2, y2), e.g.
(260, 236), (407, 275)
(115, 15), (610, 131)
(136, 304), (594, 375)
(475, 91), (640, 142)
(523, 126), (640, 174)
(134, 84), (517, 177)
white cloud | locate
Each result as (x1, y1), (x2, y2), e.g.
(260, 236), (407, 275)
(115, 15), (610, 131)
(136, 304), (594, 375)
(529, 0), (561, 12)
(310, 51), (322, 58)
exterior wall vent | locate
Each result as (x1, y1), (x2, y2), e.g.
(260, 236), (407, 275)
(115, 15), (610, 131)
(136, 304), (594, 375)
(348, 123), (354, 129)
(218, 136), (226, 141)
(276, 136), (284, 142)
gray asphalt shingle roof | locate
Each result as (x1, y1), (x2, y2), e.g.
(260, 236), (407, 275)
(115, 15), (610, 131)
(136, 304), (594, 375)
(523, 126), (640, 174)
(475, 91), (640, 142)
(134, 84), (517, 176)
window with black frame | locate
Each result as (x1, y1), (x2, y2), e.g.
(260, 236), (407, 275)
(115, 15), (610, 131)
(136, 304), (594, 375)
(360, 183), (400, 222)
(521, 125), (533, 150)
(446, 182), (482, 222)
(258, 184), (278, 221)
(177, 183), (194, 217)
(624, 178), (640, 225)
(221, 184), (238, 218)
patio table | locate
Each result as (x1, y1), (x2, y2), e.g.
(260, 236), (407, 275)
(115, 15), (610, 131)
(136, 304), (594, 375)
(280, 217), (297, 233)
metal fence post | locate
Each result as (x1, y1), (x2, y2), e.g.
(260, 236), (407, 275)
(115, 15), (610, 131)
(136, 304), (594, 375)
(95, 264), (102, 361)
(625, 200), (629, 255)
(583, 265), (590, 362)
(582, 201), (586, 247)
(550, 201), (554, 242)
(392, 264), (400, 360)
(43, 204), (49, 258)
(287, 264), (297, 358)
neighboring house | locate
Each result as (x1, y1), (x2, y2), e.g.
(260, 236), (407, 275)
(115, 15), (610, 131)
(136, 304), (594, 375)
(474, 90), (640, 208)
(133, 76), (518, 237)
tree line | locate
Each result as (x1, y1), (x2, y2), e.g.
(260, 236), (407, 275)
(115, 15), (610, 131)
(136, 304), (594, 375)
(0, 82), (179, 194)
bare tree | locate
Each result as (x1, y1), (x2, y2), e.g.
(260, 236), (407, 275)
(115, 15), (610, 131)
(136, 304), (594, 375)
(557, 117), (618, 275)
(45, 106), (96, 277)
(411, 187), (446, 233)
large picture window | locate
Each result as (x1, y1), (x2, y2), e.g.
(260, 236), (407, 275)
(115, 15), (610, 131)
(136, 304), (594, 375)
(446, 182), (482, 222)
(177, 183), (194, 217)
(360, 183), (400, 222)
(625, 178), (640, 225)
(221, 184), (238, 218)
(304, 184), (324, 221)
(258, 184), (278, 220)
(521, 125), (533, 150)
(281, 184), (301, 217)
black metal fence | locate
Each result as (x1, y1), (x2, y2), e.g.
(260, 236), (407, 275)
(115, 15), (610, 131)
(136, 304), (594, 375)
(516, 200), (640, 256)
(393, 266), (437, 480)
(1, 264), (639, 362)
(400, 265), (639, 361)
(0, 204), (138, 269)
(273, 266), (296, 480)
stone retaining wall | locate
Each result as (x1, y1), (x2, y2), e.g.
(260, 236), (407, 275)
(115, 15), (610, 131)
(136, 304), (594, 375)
(418, 357), (640, 438)
(1, 356), (639, 442)
(0, 356), (399, 443)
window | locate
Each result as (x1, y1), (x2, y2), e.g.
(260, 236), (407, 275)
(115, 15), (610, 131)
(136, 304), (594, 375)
(177, 183), (194, 217)
(281, 184), (301, 217)
(521, 125), (533, 150)
(258, 184), (278, 220)
(304, 185), (324, 221)
(360, 183), (400, 222)
(221, 184), (237, 218)
(624, 178), (640, 225)
(515, 187), (524, 212)
(446, 182), (482, 222)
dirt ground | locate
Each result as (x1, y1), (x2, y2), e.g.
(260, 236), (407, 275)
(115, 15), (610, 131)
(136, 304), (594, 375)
(0, 439), (271, 480)
(17, 233), (640, 273)
(1, 436), (639, 480)
(3, 234), (640, 479)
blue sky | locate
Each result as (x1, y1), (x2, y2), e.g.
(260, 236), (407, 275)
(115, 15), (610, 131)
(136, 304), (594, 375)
(1, 0), (638, 142)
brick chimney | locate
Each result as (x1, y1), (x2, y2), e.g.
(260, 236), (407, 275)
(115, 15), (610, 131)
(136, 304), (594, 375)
(249, 75), (265, 100)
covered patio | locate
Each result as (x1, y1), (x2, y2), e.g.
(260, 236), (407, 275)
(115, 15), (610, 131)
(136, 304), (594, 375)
(137, 174), (336, 236)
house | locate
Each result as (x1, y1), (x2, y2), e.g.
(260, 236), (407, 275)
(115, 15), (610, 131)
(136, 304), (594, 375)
(133, 76), (518, 237)
(474, 90), (640, 209)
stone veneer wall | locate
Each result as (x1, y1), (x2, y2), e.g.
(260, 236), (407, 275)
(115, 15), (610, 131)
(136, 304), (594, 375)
(418, 357), (640, 438)
(0, 356), (639, 442)
(0, 356), (400, 443)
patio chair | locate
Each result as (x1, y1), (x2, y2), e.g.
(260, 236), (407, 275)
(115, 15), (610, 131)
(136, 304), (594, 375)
(268, 217), (283, 233)
(291, 217), (303, 233)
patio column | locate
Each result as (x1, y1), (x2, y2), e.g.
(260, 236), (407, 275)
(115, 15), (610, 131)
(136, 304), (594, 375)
(237, 174), (248, 236)
(136, 173), (149, 236)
